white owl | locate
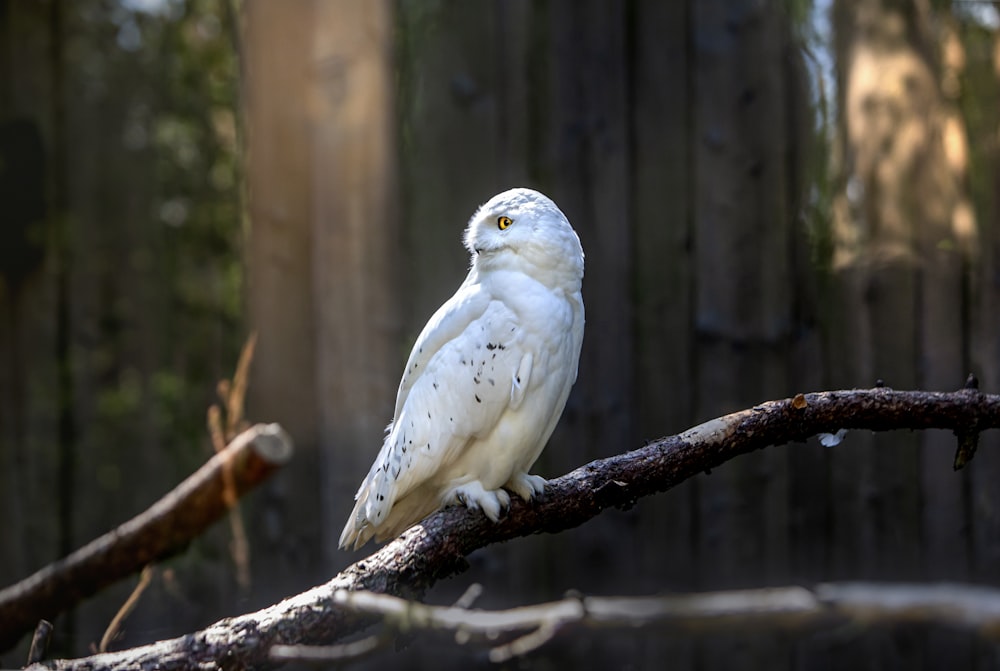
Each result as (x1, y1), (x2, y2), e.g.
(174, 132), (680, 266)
(339, 187), (585, 550)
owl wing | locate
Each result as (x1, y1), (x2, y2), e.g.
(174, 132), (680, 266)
(340, 280), (531, 548)
(392, 268), (482, 418)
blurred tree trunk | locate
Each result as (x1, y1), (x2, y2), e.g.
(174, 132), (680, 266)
(243, 0), (399, 588)
(309, 0), (400, 564)
(243, 0), (323, 601)
(967, 13), (1000, 671)
(830, 0), (979, 666)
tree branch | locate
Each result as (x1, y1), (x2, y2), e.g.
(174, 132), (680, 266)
(0, 423), (293, 652)
(21, 386), (1000, 670)
(270, 582), (1000, 664)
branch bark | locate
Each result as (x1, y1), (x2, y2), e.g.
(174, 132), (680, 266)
(20, 386), (1000, 670)
(270, 582), (1000, 664)
(0, 423), (293, 652)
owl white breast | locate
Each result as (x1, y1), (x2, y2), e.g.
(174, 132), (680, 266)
(339, 187), (585, 550)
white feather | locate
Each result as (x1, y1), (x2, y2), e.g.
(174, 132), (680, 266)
(339, 188), (585, 550)
(818, 429), (848, 447)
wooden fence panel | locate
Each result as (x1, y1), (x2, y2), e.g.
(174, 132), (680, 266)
(4, 0), (1000, 667)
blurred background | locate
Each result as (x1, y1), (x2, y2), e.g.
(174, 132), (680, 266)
(2, 0), (1000, 668)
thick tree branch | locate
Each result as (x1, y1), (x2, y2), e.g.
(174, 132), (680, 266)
(270, 582), (1000, 664)
(0, 423), (293, 652)
(22, 386), (1000, 671)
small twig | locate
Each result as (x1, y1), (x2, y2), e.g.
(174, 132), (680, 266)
(226, 331), (257, 438)
(489, 616), (565, 662)
(267, 583), (1000, 664)
(208, 407), (251, 591)
(965, 373), (979, 390)
(208, 333), (258, 592)
(99, 566), (155, 652)
(953, 374), (983, 470)
(270, 633), (391, 664)
(452, 583), (483, 610)
(207, 405), (227, 457)
(26, 620), (52, 665)
(953, 429), (980, 470)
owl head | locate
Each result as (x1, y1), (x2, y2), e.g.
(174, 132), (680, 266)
(463, 188), (584, 289)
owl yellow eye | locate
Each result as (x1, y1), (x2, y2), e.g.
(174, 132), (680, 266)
(497, 216), (513, 230)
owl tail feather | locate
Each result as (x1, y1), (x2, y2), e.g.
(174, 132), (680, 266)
(339, 488), (375, 550)
(338, 484), (442, 551)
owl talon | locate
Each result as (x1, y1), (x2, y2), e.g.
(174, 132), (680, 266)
(447, 481), (509, 522)
(506, 473), (547, 501)
(496, 488), (511, 509)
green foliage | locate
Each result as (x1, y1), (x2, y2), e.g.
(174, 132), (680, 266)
(955, 16), (999, 237)
(62, 0), (244, 476)
(787, 0), (837, 274)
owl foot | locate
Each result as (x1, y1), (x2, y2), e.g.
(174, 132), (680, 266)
(447, 481), (511, 522)
(505, 473), (547, 501)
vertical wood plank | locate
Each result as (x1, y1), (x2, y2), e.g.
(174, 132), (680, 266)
(692, 2), (798, 668)
(310, 0), (401, 565)
(539, 0), (634, 465)
(785, 30), (831, 584)
(393, 2), (522, 630)
(536, 1), (636, 612)
(969, 35), (1000, 588)
(631, 1), (697, 666)
(962, 24), (1000, 671)
(914, 28), (975, 663)
(396, 0), (509, 336)
(243, 0), (324, 602)
(919, 247), (972, 664)
(632, 0), (695, 587)
(692, 0), (793, 587)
